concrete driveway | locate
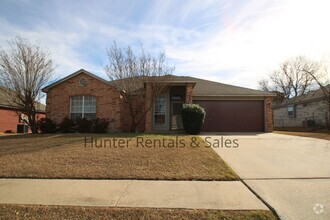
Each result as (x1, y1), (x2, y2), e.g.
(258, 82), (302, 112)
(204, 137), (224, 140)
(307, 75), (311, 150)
(202, 133), (330, 220)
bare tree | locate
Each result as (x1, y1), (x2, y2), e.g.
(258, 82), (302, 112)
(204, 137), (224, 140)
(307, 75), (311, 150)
(258, 79), (270, 92)
(105, 42), (174, 132)
(259, 56), (320, 99)
(303, 62), (330, 127)
(0, 37), (56, 133)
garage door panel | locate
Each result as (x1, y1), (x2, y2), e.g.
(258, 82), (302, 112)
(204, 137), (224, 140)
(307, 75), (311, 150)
(194, 100), (264, 132)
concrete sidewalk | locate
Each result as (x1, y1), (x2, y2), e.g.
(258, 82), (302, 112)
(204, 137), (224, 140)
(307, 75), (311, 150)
(0, 179), (268, 210)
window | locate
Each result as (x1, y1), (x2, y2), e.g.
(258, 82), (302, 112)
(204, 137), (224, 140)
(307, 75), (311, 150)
(171, 94), (183, 101)
(154, 95), (166, 126)
(287, 105), (296, 118)
(70, 96), (96, 122)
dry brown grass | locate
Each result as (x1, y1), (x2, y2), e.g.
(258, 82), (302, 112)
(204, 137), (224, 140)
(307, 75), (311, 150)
(0, 204), (277, 220)
(274, 130), (330, 141)
(0, 133), (237, 180)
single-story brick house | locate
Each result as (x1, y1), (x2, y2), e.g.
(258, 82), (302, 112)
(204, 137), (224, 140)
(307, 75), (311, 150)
(0, 86), (45, 133)
(273, 86), (329, 128)
(42, 69), (275, 132)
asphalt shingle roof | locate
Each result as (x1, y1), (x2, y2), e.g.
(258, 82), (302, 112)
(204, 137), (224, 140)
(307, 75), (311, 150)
(0, 86), (46, 112)
(164, 75), (275, 97)
(42, 69), (275, 97)
(273, 85), (329, 108)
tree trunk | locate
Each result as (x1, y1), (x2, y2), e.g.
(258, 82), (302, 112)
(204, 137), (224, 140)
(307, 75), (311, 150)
(30, 123), (38, 134)
(130, 121), (137, 133)
(27, 112), (38, 134)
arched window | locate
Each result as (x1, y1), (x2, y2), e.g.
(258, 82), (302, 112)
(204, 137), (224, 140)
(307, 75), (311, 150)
(70, 96), (96, 122)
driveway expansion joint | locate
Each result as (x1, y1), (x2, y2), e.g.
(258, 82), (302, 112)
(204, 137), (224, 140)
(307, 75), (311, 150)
(114, 180), (132, 207)
(241, 180), (281, 220)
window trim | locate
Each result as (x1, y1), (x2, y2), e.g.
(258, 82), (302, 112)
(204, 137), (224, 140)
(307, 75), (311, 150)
(287, 105), (296, 118)
(153, 94), (167, 127)
(70, 95), (96, 121)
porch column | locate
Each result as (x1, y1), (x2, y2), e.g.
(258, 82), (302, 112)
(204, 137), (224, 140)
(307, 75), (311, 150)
(265, 97), (273, 132)
(185, 83), (194, 104)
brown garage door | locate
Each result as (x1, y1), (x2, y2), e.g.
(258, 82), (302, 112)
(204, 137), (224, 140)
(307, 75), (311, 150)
(194, 100), (264, 132)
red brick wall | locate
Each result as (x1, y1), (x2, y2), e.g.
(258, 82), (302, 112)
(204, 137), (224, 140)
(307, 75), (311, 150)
(0, 108), (20, 132)
(265, 97), (274, 132)
(45, 73), (123, 131)
(145, 83), (152, 132)
(185, 83), (194, 104)
(0, 108), (45, 133)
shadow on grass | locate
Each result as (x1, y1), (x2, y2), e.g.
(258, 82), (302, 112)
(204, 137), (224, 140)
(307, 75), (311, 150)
(0, 132), (194, 157)
(0, 131), (190, 140)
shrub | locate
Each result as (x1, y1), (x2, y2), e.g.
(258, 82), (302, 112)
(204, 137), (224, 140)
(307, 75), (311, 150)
(77, 117), (92, 133)
(38, 118), (57, 133)
(59, 117), (74, 133)
(93, 118), (110, 133)
(4, 130), (13, 133)
(181, 104), (205, 134)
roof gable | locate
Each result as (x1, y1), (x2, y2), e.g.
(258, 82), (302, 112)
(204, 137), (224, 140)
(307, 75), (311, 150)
(42, 69), (112, 93)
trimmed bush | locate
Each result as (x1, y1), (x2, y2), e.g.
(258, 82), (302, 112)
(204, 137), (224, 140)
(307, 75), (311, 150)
(58, 117), (110, 133)
(93, 118), (110, 133)
(59, 117), (74, 133)
(38, 118), (57, 133)
(77, 117), (93, 133)
(181, 104), (206, 134)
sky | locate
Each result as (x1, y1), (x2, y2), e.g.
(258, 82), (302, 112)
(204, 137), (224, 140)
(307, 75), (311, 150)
(0, 0), (330, 91)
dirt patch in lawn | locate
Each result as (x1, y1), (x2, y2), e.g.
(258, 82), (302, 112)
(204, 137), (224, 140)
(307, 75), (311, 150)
(274, 130), (330, 141)
(0, 134), (238, 180)
(0, 204), (276, 220)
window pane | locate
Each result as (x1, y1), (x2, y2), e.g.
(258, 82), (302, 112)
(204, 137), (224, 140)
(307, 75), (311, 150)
(154, 115), (165, 125)
(171, 94), (183, 101)
(70, 96), (83, 113)
(287, 105), (295, 118)
(70, 96), (96, 120)
(84, 96), (96, 113)
(154, 95), (166, 126)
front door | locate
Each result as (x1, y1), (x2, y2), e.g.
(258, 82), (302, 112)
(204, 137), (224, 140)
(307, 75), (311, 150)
(171, 101), (183, 130)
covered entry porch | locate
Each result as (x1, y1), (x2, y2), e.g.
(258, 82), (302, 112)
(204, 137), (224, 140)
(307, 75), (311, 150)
(145, 83), (195, 132)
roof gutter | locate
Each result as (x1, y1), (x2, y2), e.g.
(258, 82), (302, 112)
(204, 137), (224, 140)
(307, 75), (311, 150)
(193, 94), (277, 97)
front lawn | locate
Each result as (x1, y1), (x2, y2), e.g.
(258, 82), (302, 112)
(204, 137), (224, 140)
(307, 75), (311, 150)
(0, 134), (238, 180)
(274, 129), (330, 141)
(0, 204), (277, 220)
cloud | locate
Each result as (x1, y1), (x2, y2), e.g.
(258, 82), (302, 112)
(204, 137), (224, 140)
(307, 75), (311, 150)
(165, 0), (330, 88)
(0, 0), (329, 92)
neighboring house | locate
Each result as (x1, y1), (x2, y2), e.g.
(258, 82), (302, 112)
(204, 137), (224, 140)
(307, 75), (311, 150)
(273, 86), (329, 128)
(42, 69), (275, 132)
(0, 86), (46, 133)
